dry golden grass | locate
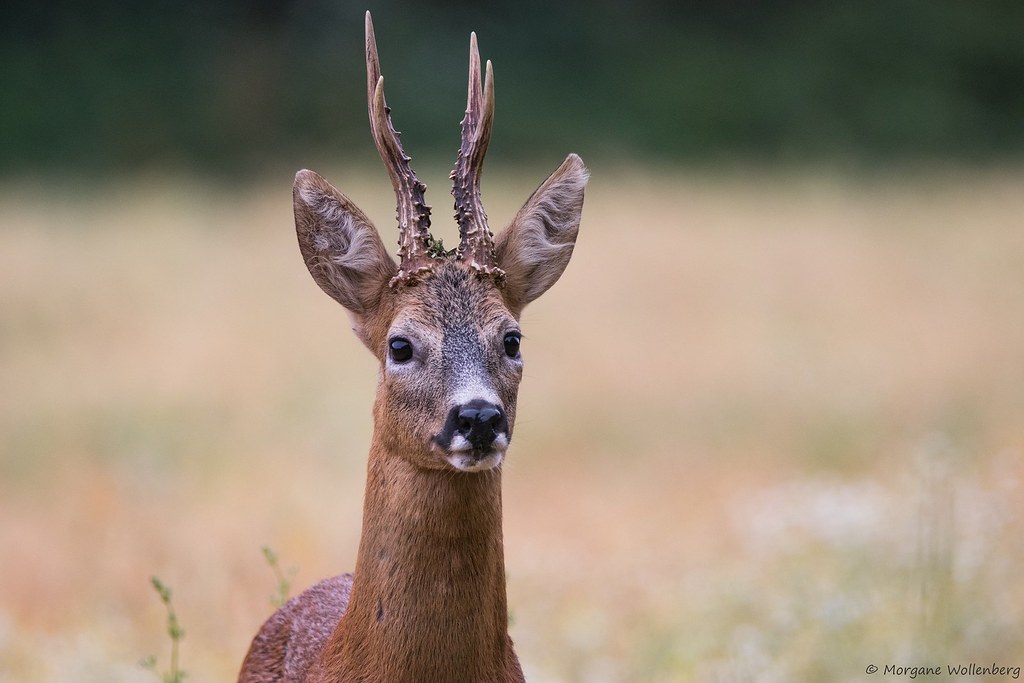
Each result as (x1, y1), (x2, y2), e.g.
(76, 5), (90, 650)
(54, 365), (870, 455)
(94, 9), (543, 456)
(2, 165), (1023, 682)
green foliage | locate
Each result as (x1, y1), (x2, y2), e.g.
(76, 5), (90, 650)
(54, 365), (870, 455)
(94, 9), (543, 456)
(262, 545), (296, 608)
(142, 576), (187, 683)
(2, 0), (1023, 175)
(426, 237), (454, 260)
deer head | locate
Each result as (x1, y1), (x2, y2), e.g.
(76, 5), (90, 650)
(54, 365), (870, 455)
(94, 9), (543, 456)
(292, 12), (587, 474)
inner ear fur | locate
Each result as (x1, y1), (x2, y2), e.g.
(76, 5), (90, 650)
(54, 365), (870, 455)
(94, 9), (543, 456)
(293, 169), (397, 317)
(495, 154), (588, 313)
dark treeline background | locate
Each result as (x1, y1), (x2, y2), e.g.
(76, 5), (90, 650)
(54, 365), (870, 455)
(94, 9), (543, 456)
(3, 0), (1023, 176)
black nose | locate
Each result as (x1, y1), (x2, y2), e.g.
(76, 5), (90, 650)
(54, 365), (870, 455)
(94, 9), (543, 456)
(453, 400), (507, 450)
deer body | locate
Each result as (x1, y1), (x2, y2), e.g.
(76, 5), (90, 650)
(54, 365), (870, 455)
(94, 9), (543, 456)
(308, 431), (517, 682)
(239, 13), (586, 683)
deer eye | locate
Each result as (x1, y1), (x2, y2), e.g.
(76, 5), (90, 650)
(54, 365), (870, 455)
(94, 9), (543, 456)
(389, 337), (413, 363)
(503, 332), (521, 358)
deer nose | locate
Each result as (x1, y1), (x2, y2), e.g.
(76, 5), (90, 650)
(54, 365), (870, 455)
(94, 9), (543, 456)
(455, 401), (507, 449)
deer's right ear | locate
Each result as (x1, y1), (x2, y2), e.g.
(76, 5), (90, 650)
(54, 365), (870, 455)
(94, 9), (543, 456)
(293, 170), (397, 317)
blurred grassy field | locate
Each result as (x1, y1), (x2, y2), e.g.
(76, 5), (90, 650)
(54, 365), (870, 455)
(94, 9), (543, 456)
(1, 165), (1023, 682)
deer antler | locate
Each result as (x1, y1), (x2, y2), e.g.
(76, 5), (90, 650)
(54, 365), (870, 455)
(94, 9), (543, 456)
(451, 33), (505, 283)
(365, 11), (435, 286)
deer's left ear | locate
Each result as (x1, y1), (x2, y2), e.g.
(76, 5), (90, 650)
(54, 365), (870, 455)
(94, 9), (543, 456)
(495, 153), (588, 313)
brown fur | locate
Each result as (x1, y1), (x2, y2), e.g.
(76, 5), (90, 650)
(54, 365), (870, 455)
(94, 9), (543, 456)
(240, 179), (585, 680)
(239, 182), (587, 682)
(239, 18), (587, 683)
(305, 440), (519, 682)
(240, 575), (353, 682)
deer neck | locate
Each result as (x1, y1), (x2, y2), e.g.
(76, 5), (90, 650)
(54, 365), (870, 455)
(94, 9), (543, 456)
(313, 435), (516, 682)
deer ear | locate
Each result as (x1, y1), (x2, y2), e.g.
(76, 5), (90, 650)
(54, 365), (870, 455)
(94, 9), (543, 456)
(495, 154), (588, 313)
(293, 169), (397, 316)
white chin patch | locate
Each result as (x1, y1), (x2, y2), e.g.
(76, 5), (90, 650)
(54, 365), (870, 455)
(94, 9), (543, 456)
(446, 450), (505, 473)
(445, 434), (508, 472)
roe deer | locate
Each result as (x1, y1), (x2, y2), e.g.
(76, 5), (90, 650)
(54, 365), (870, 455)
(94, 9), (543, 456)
(238, 12), (587, 683)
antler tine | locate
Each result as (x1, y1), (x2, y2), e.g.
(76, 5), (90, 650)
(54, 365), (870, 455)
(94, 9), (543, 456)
(451, 32), (503, 283)
(364, 11), (434, 286)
